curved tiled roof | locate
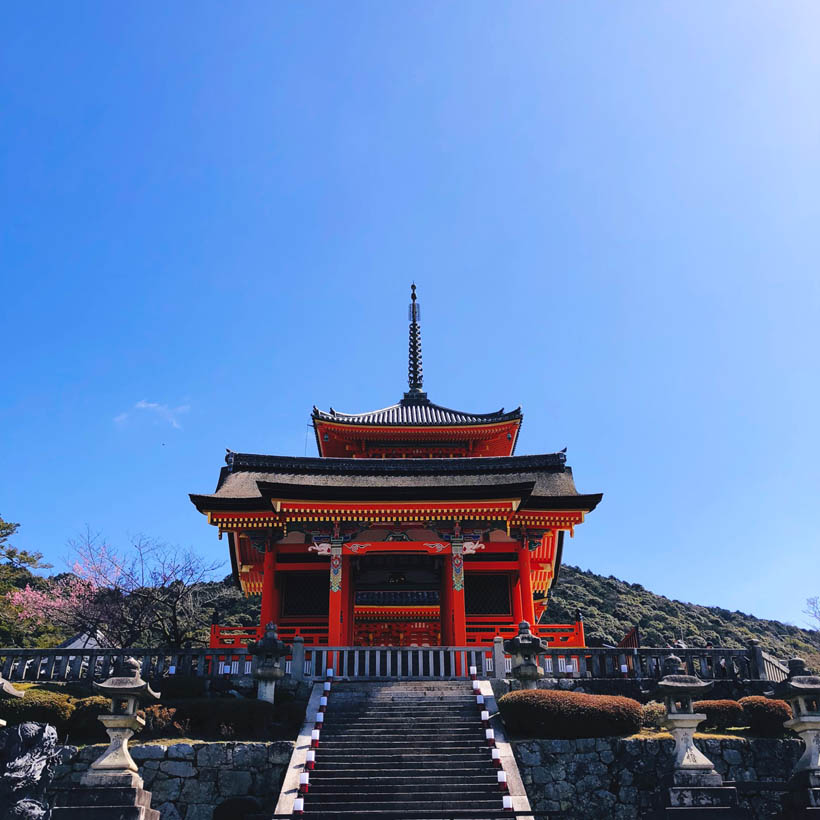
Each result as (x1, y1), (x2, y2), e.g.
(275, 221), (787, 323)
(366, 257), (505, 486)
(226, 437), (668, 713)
(312, 400), (522, 426)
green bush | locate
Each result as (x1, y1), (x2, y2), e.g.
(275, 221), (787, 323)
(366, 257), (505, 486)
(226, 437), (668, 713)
(739, 696), (791, 737)
(67, 696), (109, 741)
(170, 698), (281, 740)
(0, 689), (74, 732)
(641, 701), (667, 730)
(498, 689), (642, 739)
(693, 700), (745, 731)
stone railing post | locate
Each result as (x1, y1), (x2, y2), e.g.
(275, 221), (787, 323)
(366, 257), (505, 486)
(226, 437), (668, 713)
(749, 639), (767, 681)
(291, 636), (305, 681)
(492, 637), (505, 680)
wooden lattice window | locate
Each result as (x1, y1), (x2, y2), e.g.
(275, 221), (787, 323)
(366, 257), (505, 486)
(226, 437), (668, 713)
(281, 572), (330, 617)
(465, 574), (511, 615)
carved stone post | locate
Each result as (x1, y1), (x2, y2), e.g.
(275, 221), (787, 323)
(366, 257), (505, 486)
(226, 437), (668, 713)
(771, 658), (820, 811)
(492, 636), (506, 681)
(291, 636), (306, 681)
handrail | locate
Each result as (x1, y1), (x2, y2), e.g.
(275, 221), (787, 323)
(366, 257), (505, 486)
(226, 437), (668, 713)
(0, 643), (777, 683)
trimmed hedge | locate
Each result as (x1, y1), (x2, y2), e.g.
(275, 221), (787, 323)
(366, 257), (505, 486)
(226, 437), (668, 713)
(693, 699), (745, 731)
(0, 689), (74, 732)
(68, 696), (110, 741)
(739, 696), (792, 737)
(498, 689), (642, 739)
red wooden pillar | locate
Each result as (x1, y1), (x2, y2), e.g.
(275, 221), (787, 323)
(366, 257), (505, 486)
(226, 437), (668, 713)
(328, 544), (344, 650)
(451, 544), (467, 647)
(340, 555), (353, 644)
(512, 573), (524, 624)
(518, 541), (536, 625)
(260, 542), (277, 627)
(441, 556), (453, 645)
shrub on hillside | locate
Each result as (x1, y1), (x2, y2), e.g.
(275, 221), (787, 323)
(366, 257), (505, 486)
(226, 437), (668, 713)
(170, 698), (281, 740)
(0, 689), (74, 732)
(739, 696), (791, 737)
(693, 700), (745, 731)
(68, 696), (110, 741)
(641, 701), (667, 730)
(498, 689), (642, 739)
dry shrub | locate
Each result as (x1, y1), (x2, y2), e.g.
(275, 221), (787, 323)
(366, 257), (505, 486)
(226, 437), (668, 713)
(641, 701), (667, 730)
(739, 696), (791, 737)
(498, 689), (642, 739)
(693, 700), (745, 731)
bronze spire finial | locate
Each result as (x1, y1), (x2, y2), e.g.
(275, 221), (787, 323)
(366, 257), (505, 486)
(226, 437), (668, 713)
(408, 283), (423, 392)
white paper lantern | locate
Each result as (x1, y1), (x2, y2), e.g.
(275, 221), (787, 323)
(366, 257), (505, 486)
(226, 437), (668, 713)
(503, 794), (513, 810)
(497, 770), (508, 790)
(293, 797), (304, 814)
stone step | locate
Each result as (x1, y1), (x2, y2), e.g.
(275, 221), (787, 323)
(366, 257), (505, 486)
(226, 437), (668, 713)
(309, 782), (500, 795)
(51, 808), (159, 820)
(310, 773), (499, 786)
(53, 787), (154, 809)
(314, 756), (493, 767)
(300, 798), (506, 812)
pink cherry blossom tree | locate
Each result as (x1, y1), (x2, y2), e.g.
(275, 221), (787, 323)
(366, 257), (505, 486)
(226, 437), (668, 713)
(8, 529), (226, 648)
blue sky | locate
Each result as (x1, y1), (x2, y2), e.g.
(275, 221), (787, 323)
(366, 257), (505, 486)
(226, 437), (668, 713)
(2, 2), (818, 629)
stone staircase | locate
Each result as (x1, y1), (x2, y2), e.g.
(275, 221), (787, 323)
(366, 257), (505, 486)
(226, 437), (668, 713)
(300, 681), (509, 818)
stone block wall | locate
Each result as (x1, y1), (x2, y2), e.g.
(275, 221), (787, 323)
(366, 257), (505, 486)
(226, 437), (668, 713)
(514, 736), (803, 819)
(53, 741), (294, 820)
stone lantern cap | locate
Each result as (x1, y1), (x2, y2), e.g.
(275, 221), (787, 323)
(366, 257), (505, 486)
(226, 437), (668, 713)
(0, 674), (24, 700)
(771, 658), (820, 700)
(247, 623), (291, 659)
(503, 621), (550, 655)
(654, 654), (714, 698)
(93, 656), (159, 701)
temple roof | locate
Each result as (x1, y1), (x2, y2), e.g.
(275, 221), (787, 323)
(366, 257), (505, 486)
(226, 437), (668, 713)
(310, 286), (523, 457)
(312, 401), (522, 427)
(189, 451), (602, 513)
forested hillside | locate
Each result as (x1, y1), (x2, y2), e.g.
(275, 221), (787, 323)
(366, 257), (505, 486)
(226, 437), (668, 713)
(546, 565), (820, 666)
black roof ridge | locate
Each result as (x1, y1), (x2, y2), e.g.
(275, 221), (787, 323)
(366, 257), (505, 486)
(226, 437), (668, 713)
(223, 450), (566, 477)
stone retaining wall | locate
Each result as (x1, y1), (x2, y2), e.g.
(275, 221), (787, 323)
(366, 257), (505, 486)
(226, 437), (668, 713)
(53, 741), (294, 820)
(514, 736), (803, 819)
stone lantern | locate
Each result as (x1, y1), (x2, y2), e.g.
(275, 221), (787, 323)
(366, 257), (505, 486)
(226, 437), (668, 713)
(85, 656), (159, 786)
(653, 654), (739, 813)
(0, 672), (24, 728)
(770, 657), (820, 810)
(503, 621), (550, 690)
(248, 622), (291, 704)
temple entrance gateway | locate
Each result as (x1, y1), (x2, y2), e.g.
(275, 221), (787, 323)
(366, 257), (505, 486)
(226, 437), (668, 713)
(194, 286), (601, 651)
(352, 553), (442, 646)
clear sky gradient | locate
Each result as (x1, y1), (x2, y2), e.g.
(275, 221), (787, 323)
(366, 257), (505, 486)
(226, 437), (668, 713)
(2, 3), (818, 629)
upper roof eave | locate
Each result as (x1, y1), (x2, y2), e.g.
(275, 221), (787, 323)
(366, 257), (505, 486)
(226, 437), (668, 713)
(311, 402), (523, 427)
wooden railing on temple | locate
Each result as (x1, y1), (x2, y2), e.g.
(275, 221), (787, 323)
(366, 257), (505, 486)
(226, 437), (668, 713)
(208, 620), (586, 650)
(0, 642), (787, 683)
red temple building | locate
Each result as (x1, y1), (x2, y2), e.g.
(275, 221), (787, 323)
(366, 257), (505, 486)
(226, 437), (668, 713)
(192, 286), (601, 650)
